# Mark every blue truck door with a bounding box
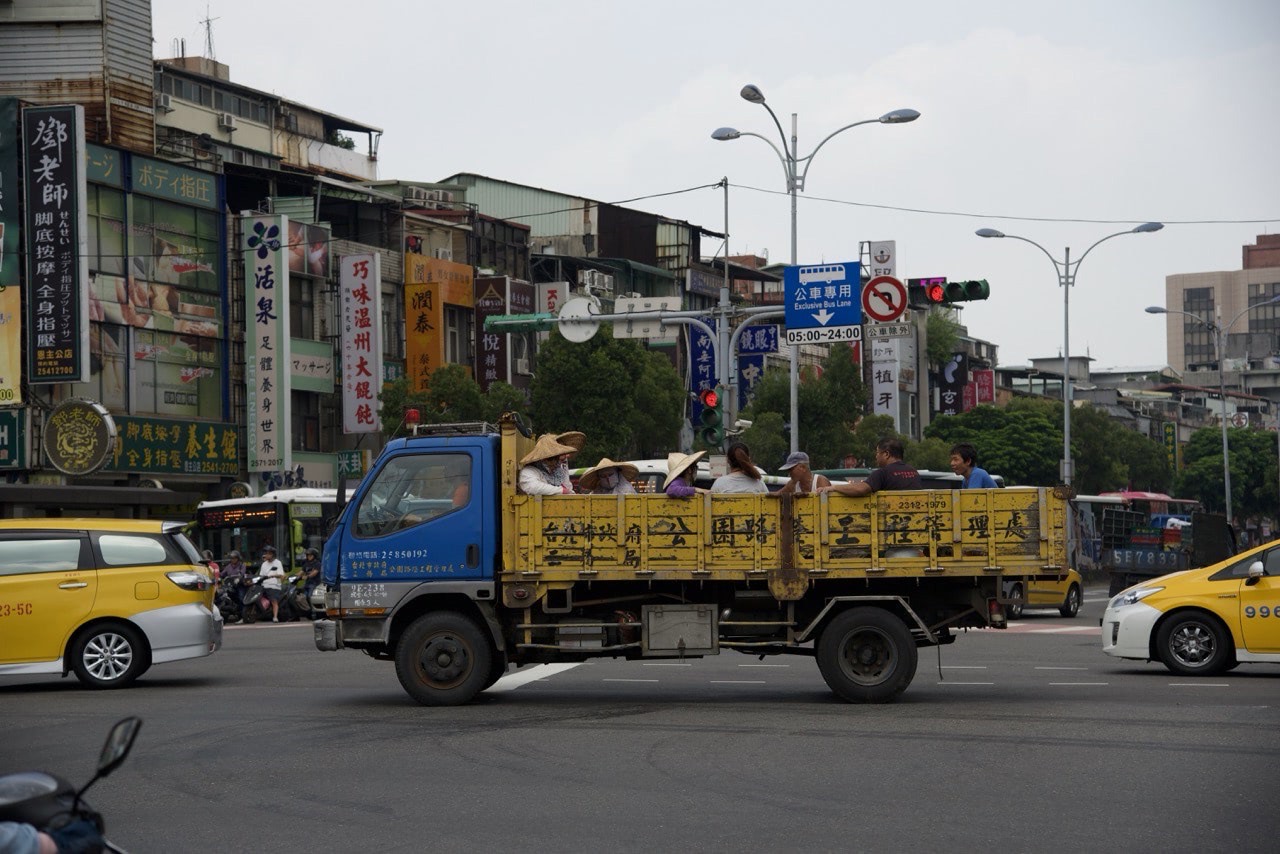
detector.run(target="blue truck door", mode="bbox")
[341,446,488,581]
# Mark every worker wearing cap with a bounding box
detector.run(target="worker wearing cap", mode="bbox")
[776,451,830,495]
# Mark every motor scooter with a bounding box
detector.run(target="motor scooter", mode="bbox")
[241,573,307,623]
[214,575,246,624]
[0,716,140,853]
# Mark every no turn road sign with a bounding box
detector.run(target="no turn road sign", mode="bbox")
[862,275,907,323]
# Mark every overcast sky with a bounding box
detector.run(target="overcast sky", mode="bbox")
[152,0,1280,369]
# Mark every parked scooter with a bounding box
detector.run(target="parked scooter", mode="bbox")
[241,573,308,623]
[214,575,246,624]
[0,716,140,853]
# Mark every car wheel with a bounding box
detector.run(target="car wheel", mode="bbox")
[1059,584,1082,618]
[395,611,493,706]
[1155,612,1234,676]
[71,623,148,689]
[816,607,918,703]
[1007,583,1024,620]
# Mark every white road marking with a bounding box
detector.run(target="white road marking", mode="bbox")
[738,663,790,668]
[485,662,581,692]
[1169,682,1230,688]
[710,680,766,685]
[602,678,659,683]
[941,665,988,669]
[642,662,691,666]
[1035,666,1089,670]
[939,682,995,686]
[1026,626,1100,634]
[1048,682,1109,686]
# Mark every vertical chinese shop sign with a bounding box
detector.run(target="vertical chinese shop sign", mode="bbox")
[242,215,291,473]
[404,251,443,393]
[22,104,89,384]
[0,98,22,402]
[340,253,381,433]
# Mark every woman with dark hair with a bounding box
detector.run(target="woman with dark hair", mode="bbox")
[710,443,768,494]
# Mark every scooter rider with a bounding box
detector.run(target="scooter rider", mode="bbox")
[259,545,286,623]
[221,550,248,584]
[301,547,322,608]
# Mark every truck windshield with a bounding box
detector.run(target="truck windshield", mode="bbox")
[355,452,469,537]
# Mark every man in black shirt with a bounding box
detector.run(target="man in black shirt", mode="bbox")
[819,437,922,496]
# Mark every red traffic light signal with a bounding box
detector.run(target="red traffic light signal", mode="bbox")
[907,277,947,307]
[699,388,719,408]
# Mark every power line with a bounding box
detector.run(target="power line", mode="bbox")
[729,182,1280,226]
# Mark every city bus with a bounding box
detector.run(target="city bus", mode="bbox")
[192,488,351,572]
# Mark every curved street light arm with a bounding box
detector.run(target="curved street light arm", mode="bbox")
[1156,306,1216,333]
[731,131,793,186]
[755,99,793,166]
[1069,229,1143,281]
[795,117,881,191]
[996,233,1067,286]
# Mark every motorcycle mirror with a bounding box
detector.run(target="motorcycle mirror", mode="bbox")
[75,717,142,809]
[97,717,142,779]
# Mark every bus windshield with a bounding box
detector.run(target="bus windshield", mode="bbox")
[193,488,348,572]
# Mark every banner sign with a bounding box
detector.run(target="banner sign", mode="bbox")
[340,253,381,433]
[242,215,291,473]
[871,337,899,428]
[23,104,89,384]
[473,277,509,391]
[938,352,969,417]
[0,98,21,403]
[130,153,218,210]
[0,407,29,469]
[106,416,239,476]
[290,337,334,393]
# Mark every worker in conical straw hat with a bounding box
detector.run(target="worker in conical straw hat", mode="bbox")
[519,434,580,495]
[578,458,639,495]
[663,450,706,497]
[552,431,586,489]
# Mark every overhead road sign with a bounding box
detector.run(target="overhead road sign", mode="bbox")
[784,262,862,345]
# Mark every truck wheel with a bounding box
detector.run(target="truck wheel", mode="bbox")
[395,612,493,706]
[1155,612,1233,676]
[816,607,918,703]
[482,653,509,691]
[1007,583,1024,620]
[71,623,148,689]
[1059,584,1082,618]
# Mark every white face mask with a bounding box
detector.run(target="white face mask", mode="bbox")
[599,470,617,488]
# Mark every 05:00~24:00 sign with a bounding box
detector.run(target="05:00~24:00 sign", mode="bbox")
[784,326,862,345]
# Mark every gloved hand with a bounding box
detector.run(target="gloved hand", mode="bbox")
[47,819,104,854]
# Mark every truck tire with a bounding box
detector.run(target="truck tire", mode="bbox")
[816,607,918,703]
[1059,584,1082,618]
[482,654,509,691]
[1154,611,1234,677]
[395,611,493,706]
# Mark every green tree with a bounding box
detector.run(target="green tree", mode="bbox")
[742,346,867,468]
[847,414,901,467]
[1177,426,1278,522]
[925,310,961,368]
[377,375,431,437]
[480,381,530,425]
[741,411,788,470]
[925,400,1060,485]
[421,363,483,422]
[530,327,684,464]
[905,436,951,472]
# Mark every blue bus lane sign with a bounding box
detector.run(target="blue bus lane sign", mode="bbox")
[784,262,862,345]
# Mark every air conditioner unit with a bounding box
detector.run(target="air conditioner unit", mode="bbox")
[217,112,237,131]
[433,247,452,261]
[404,186,430,202]
[597,274,614,293]
[580,270,598,288]
[514,357,531,375]
[154,92,173,112]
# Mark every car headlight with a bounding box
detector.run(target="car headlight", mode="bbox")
[1111,586,1163,609]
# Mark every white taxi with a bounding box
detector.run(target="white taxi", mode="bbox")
[1101,542,1280,675]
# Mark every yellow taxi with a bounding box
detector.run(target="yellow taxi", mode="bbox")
[1101,541,1280,675]
[0,518,222,688]
[1003,568,1084,619]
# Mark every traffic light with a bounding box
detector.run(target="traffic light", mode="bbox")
[907,277,947,308]
[943,279,990,303]
[698,386,725,447]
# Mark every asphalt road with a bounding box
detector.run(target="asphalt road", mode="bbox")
[2,588,1277,853]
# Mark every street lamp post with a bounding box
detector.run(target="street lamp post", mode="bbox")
[975,223,1164,485]
[714,84,919,453]
[1145,294,1280,525]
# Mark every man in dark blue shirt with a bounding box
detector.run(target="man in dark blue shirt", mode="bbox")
[950,442,998,489]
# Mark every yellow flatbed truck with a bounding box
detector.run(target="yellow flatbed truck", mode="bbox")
[315,417,1069,704]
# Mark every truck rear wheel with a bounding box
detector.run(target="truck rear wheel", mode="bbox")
[817,607,918,703]
[395,612,493,706]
